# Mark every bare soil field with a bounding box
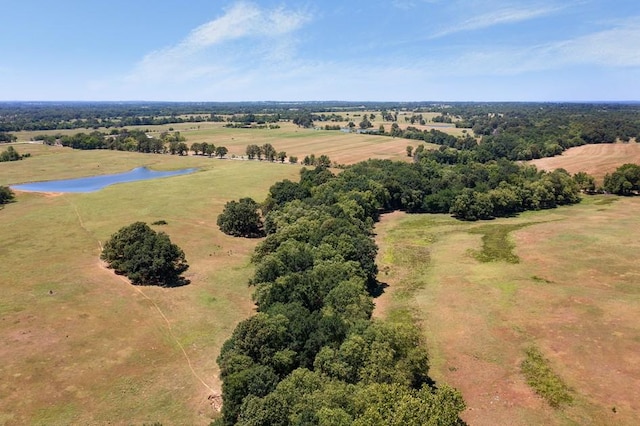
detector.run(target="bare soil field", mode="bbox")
[375,196,640,425]
[529,142,640,183]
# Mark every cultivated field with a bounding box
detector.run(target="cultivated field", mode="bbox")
[374,196,640,425]
[0,146,301,424]
[529,142,640,183]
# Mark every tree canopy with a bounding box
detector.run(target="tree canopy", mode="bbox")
[0,186,15,205]
[100,222,189,286]
[217,198,265,238]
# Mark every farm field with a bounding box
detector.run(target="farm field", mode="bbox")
[0,146,301,424]
[374,195,640,425]
[12,114,459,166]
[529,142,640,183]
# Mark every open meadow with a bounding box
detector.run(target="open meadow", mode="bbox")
[2,127,640,425]
[374,195,640,425]
[0,145,301,424]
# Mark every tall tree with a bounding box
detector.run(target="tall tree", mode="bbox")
[100,222,189,286]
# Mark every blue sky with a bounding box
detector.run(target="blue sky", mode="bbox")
[1,0,639,101]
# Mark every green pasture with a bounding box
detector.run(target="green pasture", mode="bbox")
[375,196,640,425]
[0,146,301,424]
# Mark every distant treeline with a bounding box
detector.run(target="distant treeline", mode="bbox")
[381,105,640,162]
[35,130,188,154]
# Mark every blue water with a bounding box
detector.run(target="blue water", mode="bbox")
[11,167,197,193]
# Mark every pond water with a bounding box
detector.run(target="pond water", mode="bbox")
[11,167,197,193]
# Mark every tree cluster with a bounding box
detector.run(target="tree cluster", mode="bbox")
[215,165,466,425]
[100,222,189,287]
[245,144,287,162]
[604,163,640,195]
[0,132,17,143]
[0,146,30,162]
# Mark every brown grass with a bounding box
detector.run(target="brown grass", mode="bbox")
[529,142,640,184]
[375,196,640,425]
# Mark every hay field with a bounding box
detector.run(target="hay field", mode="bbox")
[12,113,460,166]
[0,146,301,424]
[374,196,640,425]
[529,142,640,183]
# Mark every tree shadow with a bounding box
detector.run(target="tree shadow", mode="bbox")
[369,281,389,298]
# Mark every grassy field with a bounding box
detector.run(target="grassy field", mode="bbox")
[0,146,301,424]
[529,142,640,184]
[374,195,640,425]
[11,114,461,166]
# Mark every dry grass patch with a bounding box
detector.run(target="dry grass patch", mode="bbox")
[374,196,640,425]
[529,142,640,184]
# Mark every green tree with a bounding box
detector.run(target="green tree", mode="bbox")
[190,142,202,155]
[0,186,15,205]
[573,171,596,193]
[406,146,413,157]
[0,132,18,143]
[205,142,216,157]
[604,163,640,195]
[100,222,189,286]
[0,146,23,162]
[262,144,277,162]
[215,146,229,158]
[217,198,265,237]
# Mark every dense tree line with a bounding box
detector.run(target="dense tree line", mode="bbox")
[216,164,466,425]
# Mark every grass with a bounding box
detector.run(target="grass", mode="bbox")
[374,196,640,425]
[0,146,301,424]
[521,346,573,408]
[467,223,535,263]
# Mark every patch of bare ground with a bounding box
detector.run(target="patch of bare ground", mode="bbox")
[529,142,640,183]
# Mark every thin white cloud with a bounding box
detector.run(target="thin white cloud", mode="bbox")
[393,0,440,10]
[442,18,640,75]
[125,1,310,84]
[430,5,564,38]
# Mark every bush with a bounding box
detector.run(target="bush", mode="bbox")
[101,222,189,286]
[0,186,15,205]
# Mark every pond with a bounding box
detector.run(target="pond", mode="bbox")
[11,167,197,193]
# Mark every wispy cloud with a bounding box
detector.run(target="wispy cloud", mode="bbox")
[441,18,640,75]
[430,4,564,38]
[392,0,440,10]
[125,1,310,84]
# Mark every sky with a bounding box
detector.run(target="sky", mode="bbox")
[1,0,639,102]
